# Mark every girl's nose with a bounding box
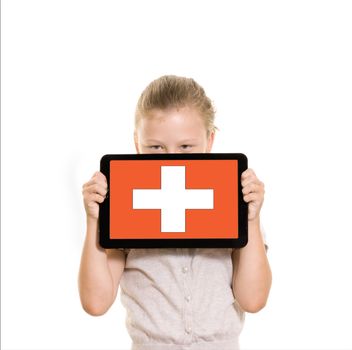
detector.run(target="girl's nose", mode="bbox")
[167,150,184,154]
[165,149,177,154]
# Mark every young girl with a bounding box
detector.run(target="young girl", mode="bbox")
[79,75,272,350]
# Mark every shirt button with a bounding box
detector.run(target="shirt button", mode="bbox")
[185,326,192,333]
[185,295,191,302]
[182,266,189,273]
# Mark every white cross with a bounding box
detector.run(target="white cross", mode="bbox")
[132,166,214,232]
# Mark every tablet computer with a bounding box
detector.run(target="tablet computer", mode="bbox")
[99,153,248,249]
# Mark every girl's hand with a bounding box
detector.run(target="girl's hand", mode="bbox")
[82,171,108,221]
[241,168,265,223]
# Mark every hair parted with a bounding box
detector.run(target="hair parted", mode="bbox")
[134,75,218,136]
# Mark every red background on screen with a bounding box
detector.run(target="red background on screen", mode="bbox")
[109,159,238,239]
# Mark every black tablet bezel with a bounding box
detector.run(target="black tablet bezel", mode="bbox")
[99,153,248,249]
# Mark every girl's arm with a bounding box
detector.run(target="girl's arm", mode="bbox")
[231,169,272,313]
[78,171,125,316]
[78,218,125,316]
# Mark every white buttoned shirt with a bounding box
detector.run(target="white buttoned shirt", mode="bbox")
[118,226,267,350]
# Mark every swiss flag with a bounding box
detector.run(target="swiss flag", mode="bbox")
[109,159,238,239]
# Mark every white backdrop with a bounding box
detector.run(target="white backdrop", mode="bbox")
[2,1,352,349]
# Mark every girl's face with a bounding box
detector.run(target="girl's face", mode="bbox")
[134,106,215,154]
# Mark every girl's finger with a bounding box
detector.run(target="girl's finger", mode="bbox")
[85,193,105,206]
[94,171,107,181]
[242,182,262,195]
[243,192,260,203]
[90,193,105,203]
[241,177,262,188]
[83,178,108,190]
[241,168,256,180]
[83,183,108,197]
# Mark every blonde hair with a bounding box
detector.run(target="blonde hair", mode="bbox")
[134,75,218,137]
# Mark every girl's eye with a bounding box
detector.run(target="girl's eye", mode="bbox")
[181,145,192,150]
[149,145,162,150]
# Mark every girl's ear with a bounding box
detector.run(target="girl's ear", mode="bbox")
[134,132,140,154]
[206,130,215,152]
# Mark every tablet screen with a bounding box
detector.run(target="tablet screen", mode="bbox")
[99,153,248,249]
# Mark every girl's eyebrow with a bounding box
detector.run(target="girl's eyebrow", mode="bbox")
[145,139,198,143]
[179,139,198,143]
[145,139,197,143]
[144,139,164,143]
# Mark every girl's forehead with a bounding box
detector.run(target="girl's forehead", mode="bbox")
[141,107,204,127]
[146,106,201,118]
[137,110,207,140]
